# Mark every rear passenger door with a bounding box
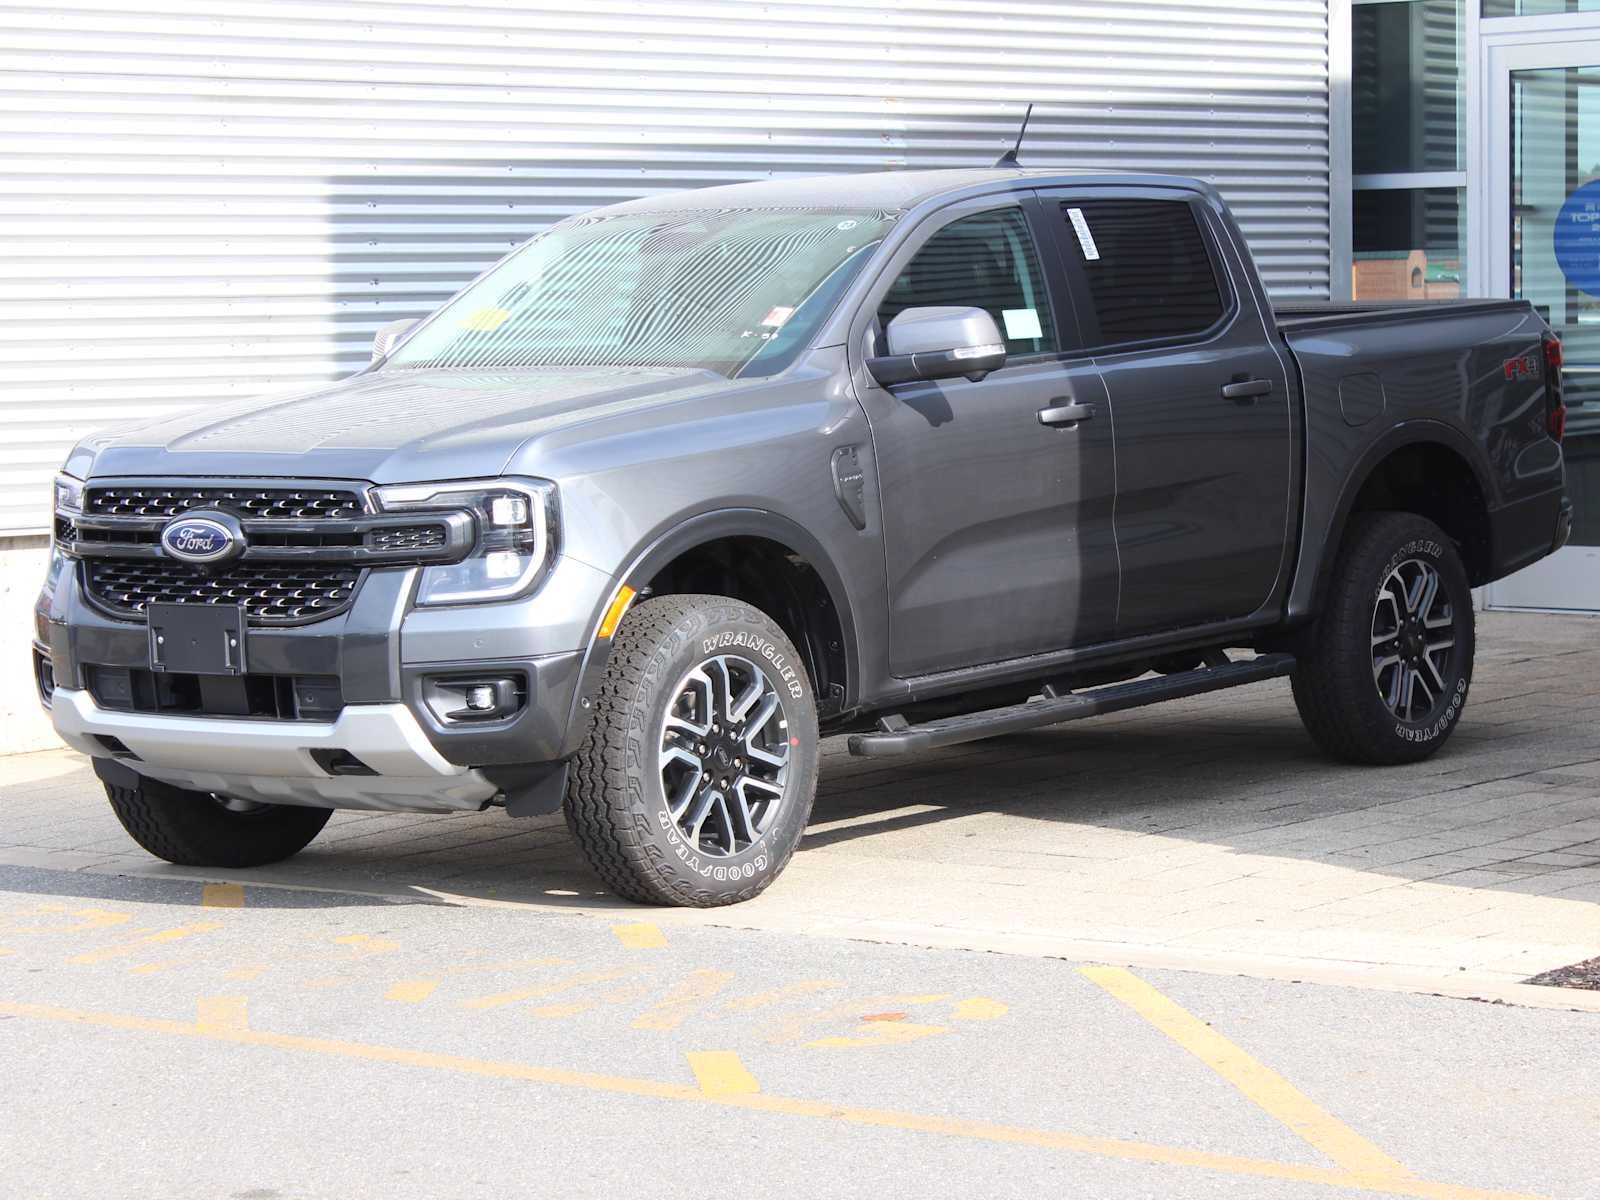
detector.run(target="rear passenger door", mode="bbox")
[1040,189,1294,636]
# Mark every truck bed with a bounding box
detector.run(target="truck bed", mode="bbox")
[1274,298,1534,333]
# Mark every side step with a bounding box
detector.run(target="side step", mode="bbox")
[847,653,1296,758]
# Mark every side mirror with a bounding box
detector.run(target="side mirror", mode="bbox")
[371,317,419,364]
[867,306,1007,387]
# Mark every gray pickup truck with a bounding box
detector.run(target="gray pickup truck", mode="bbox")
[35,168,1571,906]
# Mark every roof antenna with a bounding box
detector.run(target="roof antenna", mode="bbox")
[994,103,1034,168]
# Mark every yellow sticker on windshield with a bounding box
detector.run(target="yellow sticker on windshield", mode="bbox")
[461,307,511,331]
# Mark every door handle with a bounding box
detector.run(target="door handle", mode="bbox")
[1038,401,1098,427]
[1221,379,1273,402]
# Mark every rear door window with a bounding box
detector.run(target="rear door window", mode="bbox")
[877,208,1057,357]
[1061,200,1226,347]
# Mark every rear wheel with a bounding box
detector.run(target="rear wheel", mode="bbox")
[1292,512,1475,764]
[105,775,332,867]
[565,594,819,907]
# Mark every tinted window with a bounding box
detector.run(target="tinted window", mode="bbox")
[1065,201,1225,346]
[878,208,1057,356]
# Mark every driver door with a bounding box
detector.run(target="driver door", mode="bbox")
[848,197,1118,678]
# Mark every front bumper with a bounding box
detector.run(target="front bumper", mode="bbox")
[51,687,496,813]
[37,552,613,813]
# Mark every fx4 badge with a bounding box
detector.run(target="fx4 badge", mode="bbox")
[1503,352,1539,381]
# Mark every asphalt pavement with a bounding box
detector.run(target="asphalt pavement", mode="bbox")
[2,861,1595,1200]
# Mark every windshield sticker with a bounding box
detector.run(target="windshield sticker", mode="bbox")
[760,305,795,328]
[1067,208,1100,262]
[461,307,511,331]
[1002,308,1042,340]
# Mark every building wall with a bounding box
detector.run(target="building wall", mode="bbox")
[2,0,1338,538]
[0,0,1339,753]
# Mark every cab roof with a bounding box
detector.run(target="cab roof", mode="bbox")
[601,168,1213,217]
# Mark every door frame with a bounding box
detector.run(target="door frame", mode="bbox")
[1474,18,1600,612]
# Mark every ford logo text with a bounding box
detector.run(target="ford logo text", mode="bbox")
[160,515,242,564]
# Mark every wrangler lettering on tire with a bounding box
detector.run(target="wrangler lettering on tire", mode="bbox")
[564,594,820,907]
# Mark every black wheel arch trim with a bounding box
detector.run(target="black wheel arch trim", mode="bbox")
[1287,420,1498,624]
[560,508,862,755]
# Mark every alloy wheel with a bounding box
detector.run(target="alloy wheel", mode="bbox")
[1371,558,1456,722]
[658,654,791,857]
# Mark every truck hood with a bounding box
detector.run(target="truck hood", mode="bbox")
[71,366,733,483]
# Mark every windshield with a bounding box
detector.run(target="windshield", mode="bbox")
[388,207,897,378]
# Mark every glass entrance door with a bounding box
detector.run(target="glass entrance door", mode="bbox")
[1485,39,1600,610]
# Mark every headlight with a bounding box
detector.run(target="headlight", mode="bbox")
[53,473,84,518]
[374,478,557,605]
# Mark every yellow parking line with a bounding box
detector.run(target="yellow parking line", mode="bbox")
[201,883,245,909]
[460,968,632,1010]
[68,922,223,965]
[632,969,733,1031]
[611,922,667,949]
[1081,965,1413,1182]
[686,1051,760,1096]
[195,996,249,1032]
[0,999,1541,1200]
[386,979,440,1004]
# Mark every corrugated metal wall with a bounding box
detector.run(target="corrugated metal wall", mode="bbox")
[0,0,1334,534]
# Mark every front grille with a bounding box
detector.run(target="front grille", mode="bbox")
[85,486,364,521]
[85,560,361,625]
[369,524,447,553]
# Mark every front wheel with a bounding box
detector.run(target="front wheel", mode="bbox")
[565,594,819,907]
[1292,511,1475,764]
[105,775,332,867]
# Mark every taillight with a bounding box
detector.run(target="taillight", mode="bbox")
[1544,335,1566,442]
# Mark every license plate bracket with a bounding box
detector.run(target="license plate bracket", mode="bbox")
[147,603,246,676]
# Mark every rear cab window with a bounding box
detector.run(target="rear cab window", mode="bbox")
[1057,199,1229,349]
[877,207,1058,358]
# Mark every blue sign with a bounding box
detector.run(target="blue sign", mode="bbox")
[161,516,239,564]
[1553,180,1600,298]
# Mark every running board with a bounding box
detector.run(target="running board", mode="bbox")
[847,653,1296,758]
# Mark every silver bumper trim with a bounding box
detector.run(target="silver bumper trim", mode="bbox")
[50,688,497,814]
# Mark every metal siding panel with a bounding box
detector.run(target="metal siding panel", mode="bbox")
[0,0,1331,533]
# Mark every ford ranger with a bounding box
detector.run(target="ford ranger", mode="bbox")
[34,169,1571,906]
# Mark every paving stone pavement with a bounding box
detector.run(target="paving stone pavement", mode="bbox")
[3,611,1598,1002]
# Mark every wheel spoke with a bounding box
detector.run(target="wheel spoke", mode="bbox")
[659,649,793,859]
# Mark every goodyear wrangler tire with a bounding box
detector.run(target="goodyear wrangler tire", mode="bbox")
[1292,512,1475,765]
[104,776,332,868]
[565,594,820,907]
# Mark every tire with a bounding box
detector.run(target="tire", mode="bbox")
[105,776,332,868]
[565,593,820,907]
[1292,511,1475,765]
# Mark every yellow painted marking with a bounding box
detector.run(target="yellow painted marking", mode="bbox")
[686,1051,760,1096]
[808,1021,949,1049]
[632,969,734,1032]
[0,947,14,957]
[69,922,222,965]
[952,997,1008,1021]
[201,883,245,909]
[332,934,399,956]
[225,964,267,982]
[0,999,1539,1200]
[460,968,632,1011]
[763,993,951,1044]
[128,961,182,976]
[610,922,666,950]
[444,956,572,977]
[1082,966,1413,1182]
[530,1002,591,1020]
[717,980,843,1015]
[5,906,131,936]
[386,979,440,1004]
[195,996,249,1032]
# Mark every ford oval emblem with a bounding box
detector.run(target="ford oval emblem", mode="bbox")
[160,514,241,564]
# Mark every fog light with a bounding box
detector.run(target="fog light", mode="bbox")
[422,675,524,724]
